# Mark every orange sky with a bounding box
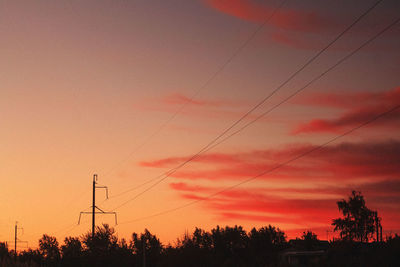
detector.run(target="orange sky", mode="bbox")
[1,0,399,250]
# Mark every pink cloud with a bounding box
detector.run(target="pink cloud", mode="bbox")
[294,87,400,109]
[143,140,400,182]
[204,0,341,50]
[143,138,400,230]
[170,179,400,201]
[204,0,399,50]
[169,182,211,193]
[171,180,400,234]
[292,87,400,134]
[140,152,242,168]
[135,92,253,122]
[205,0,338,33]
[218,212,302,225]
[162,93,223,107]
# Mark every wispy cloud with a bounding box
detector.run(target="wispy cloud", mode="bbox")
[204,0,399,50]
[142,140,400,181]
[169,178,400,234]
[205,0,338,33]
[292,87,400,134]
[204,0,340,50]
[162,93,224,107]
[136,92,251,122]
[141,138,400,232]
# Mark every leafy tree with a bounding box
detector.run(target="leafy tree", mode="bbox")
[0,242,11,266]
[211,225,249,266]
[61,237,82,266]
[81,224,122,266]
[332,191,376,242]
[18,249,42,267]
[192,227,212,250]
[248,225,287,265]
[171,228,213,267]
[131,229,162,267]
[38,234,60,266]
[301,231,319,249]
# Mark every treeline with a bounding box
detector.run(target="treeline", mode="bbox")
[0,224,399,267]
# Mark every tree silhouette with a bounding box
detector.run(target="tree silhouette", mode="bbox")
[332,191,376,242]
[210,225,249,266]
[6,221,399,266]
[0,242,11,266]
[172,228,213,267]
[38,234,60,266]
[81,224,123,267]
[248,225,287,266]
[61,237,82,267]
[301,231,320,250]
[19,249,42,267]
[131,229,162,267]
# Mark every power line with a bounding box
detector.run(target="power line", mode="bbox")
[50,0,277,233]
[100,0,289,179]
[90,0,286,208]
[101,0,288,201]
[108,0,386,209]
[118,103,400,224]
[198,15,400,156]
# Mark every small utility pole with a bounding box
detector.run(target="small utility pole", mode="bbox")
[78,174,117,239]
[92,174,96,240]
[374,211,382,242]
[10,222,27,261]
[14,223,17,261]
[142,239,146,267]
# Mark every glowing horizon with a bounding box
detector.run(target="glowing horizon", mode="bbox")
[1,0,399,250]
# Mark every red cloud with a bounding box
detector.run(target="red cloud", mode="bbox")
[142,137,400,233]
[140,152,242,168]
[143,140,400,182]
[136,92,252,122]
[170,179,400,201]
[218,212,302,225]
[169,182,210,193]
[163,93,223,107]
[292,87,400,134]
[204,0,341,50]
[294,87,400,109]
[170,180,400,234]
[205,0,338,33]
[204,0,400,50]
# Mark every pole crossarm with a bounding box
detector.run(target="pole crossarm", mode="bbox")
[95,185,109,199]
[77,174,118,232]
[7,240,28,246]
[78,210,118,225]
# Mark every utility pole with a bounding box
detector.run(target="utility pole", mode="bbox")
[374,211,382,242]
[78,174,117,239]
[142,238,146,267]
[92,174,96,239]
[14,223,17,259]
[326,230,332,242]
[9,222,27,261]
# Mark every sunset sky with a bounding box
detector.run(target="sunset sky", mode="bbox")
[1,0,399,249]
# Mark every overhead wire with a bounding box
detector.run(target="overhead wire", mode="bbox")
[44,0,264,235]
[107,0,386,210]
[97,0,288,204]
[195,14,400,157]
[100,0,289,179]
[118,103,400,224]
